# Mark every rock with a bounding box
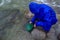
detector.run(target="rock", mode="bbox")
[31,29,46,40]
[46,28,57,40]
[55,24,60,35]
[54,19,60,40]
[6,30,34,40]
[0,9,20,40]
[57,34,60,40]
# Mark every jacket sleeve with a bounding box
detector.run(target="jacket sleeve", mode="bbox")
[30,16,36,24]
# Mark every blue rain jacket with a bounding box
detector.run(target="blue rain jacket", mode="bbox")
[29,2,57,32]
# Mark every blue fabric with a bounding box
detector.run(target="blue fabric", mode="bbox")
[29,2,57,32]
[36,21,51,32]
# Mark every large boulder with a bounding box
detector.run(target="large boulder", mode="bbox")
[31,29,46,40]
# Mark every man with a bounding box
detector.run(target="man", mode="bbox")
[29,2,57,33]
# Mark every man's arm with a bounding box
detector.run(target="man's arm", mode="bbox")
[29,16,36,24]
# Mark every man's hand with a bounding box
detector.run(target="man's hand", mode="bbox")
[29,21,32,24]
[34,24,36,28]
[29,21,37,28]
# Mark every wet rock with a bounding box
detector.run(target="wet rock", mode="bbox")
[31,29,46,40]
[52,23,60,38]
[55,24,60,36]
[54,17,60,40]
[0,9,19,39]
[46,28,57,40]
[6,30,34,40]
[57,34,60,40]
